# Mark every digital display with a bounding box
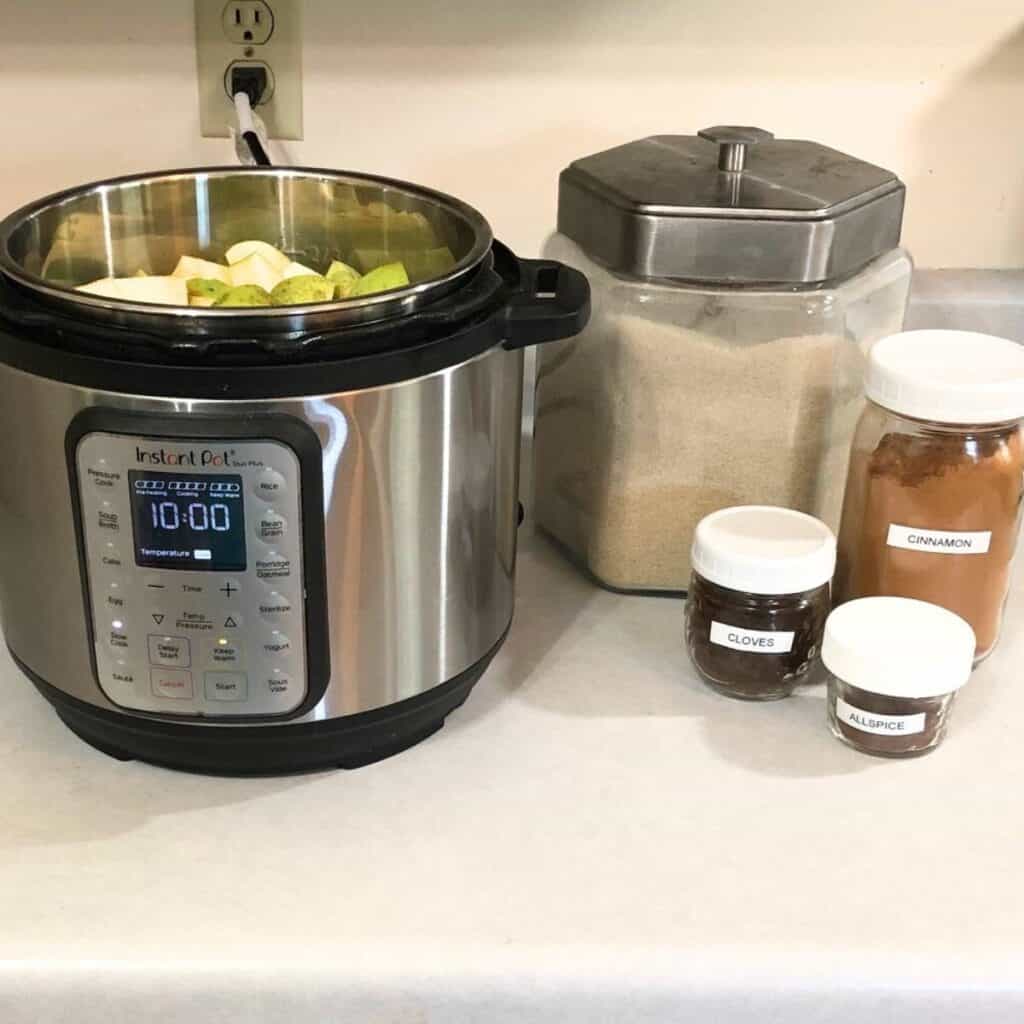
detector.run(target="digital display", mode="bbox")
[129,471,246,572]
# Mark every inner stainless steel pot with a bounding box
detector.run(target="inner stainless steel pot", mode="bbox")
[0,167,493,332]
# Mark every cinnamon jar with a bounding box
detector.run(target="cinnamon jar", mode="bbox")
[822,597,975,757]
[685,506,836,700]
[835,330,1024,662]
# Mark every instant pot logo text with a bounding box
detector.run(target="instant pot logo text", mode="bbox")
[135,446,234,467]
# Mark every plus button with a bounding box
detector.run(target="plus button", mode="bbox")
[220,581,239,598]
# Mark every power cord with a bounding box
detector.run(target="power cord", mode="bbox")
[230,65,272,167]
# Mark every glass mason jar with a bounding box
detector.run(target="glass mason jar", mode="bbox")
[835,331,1024,662]
[684,506,836,700]
[822,597,975,757]
[535,235,912,593]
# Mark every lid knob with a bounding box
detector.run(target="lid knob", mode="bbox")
[698,125,774,173]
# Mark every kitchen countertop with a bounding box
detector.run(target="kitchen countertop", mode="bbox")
[2,528,1023,1023]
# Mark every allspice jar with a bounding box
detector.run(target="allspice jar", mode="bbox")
[822,597,975,757]
[685,506,836,700]
[835,330,1024,662]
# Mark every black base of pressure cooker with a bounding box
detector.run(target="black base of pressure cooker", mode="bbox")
[12,630,505,775]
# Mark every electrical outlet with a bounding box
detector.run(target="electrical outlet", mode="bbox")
[223,1,273,45]
[195,0,302,141]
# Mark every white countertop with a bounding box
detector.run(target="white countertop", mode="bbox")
[2,529,1024,1023]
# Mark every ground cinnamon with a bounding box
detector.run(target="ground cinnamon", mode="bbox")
[836,419,1024,659]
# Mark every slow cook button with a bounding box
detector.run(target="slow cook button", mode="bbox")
[259,591,293,621]
[255,509,287,542]
[205,671,248,702]
[107,621,131,650]
[262,630,292,658]
[147,633,191,668]
[151,668,193,700]
[255,552,291,582]
[252,468,287,503]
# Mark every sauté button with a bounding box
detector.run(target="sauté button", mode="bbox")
[151,668,193,699]
[205,671,248,702]
[253,467,287,502]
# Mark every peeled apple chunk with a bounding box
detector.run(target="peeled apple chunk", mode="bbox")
[76,275,187,305]
[214,284,272,307]
[224,240,290,273]
[270,275,334,305]
[352,262,410,297]
[280,260,321,280]
[186,278,230,307]
[77,277,122,298]
[325,260,361,297]
[228,252,282,292]
[172,255,231,284]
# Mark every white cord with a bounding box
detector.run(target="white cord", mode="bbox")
[233,91,259,137]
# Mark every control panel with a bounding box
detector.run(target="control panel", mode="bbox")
[74,430,310,718]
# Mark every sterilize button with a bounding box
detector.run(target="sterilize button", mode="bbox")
[259,591,293,621]
[151,668,193,699]
[253,467,287,502]
[263,630,292,658]
[256,509,287,542]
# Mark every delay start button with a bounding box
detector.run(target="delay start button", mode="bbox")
[252,467,287,502]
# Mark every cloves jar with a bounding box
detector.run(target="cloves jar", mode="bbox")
[822,597,975,757]
[685,506,836,700]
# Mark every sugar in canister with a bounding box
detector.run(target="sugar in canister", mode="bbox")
[685,506,836,700]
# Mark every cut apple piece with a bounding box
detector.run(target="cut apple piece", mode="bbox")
[280,260,321,281]
[325,260,361,298]
[229,252,282,292]
[224,240,290,273]
[270,275,334,305]
[352,262,410,297]
[186,278,231,306]
[114,275,189,305]
[215,284,272,307]
[172,255,231,284]
[76,277,123,299]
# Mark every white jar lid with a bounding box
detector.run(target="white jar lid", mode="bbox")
[822,597,975,699]
[866,329,1024,424]
[691,505,836,595]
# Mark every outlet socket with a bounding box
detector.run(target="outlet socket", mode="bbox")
[195,0,302,140]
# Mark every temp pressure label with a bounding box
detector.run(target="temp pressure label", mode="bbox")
[835,697,926,736]
[886,524,991,555]
[709,621,794,654]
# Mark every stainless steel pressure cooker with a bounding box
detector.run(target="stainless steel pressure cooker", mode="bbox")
[0,167,589,774]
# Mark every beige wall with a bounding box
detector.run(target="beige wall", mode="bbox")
[1,0,1022,268]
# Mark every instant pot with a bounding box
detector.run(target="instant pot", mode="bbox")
[0,167,589,774]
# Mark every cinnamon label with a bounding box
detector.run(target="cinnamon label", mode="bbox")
[886,524,992,555]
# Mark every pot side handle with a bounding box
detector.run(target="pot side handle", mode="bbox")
[502,258,590,350]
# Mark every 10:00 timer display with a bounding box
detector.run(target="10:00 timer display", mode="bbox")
[128,471,247,572]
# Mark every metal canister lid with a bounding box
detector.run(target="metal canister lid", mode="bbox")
[557,126,905,285]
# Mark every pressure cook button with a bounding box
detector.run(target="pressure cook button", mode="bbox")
[205,671,248,702]
[87,462,121,489]
[258,591,293,621]
[253,468,287,502]
[151,668,193,700]
[262,630,292,658]
[255,509,287,542]
[147,633,191,668]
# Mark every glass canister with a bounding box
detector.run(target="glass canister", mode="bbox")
[534,126,912,593]
[835,330,1024,662]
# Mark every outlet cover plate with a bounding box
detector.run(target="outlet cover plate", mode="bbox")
[195,0,302,140]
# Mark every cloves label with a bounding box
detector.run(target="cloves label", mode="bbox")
[709,621,795,654]
[887,524,992,555]
[835,696,926,736]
